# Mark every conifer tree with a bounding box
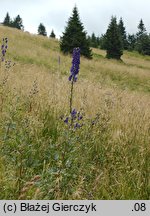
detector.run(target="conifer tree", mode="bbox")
[88,33,100,48]
[138,34,150,55]
[105,16,123,60]
[60,6,92,59]
[136,19,150,55]
[38,23,47,36]
[99,34,107,50]
[127,34,136,51]
[91,33,99,48]
[3,12,11,27]
[118,17,128,49]
[12,15,24,30]
[50,29,56,38]
[137,19,146,38]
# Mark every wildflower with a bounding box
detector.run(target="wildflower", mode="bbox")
[78,115,83,120]
[69,47,80,82]
[64,117,69,124]
[71,109,77,119]
[2,49,6,56]
[1,37,8,61]
[63,108,83,130]
[5,38,8,43]
[74,123,81,129]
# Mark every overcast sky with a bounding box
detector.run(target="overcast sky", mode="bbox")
[0,0,150,38]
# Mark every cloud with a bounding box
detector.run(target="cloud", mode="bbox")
[0,0,150,37]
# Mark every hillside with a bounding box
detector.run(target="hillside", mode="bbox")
[1,27,150,94]
[0,26,150,199]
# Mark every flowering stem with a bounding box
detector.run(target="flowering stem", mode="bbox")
[68,47,80,121]
[69,79,74,114]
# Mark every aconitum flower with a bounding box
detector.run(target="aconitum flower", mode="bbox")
[63,108,83,129]
[1,38,8,61]
[64,117,69,124]
[71,109,77,119]
[69,47,80,82]
[74,123,81,129]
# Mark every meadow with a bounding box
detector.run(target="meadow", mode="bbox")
[0,26,150,199]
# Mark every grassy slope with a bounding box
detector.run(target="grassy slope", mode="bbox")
[1,26,150,93]
[0,26,150,199]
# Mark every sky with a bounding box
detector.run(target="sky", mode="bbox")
[0,0,150,38]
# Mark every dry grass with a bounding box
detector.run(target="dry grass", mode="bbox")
[0,26,150,199]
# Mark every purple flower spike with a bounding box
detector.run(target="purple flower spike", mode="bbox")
[69,47,80,82]
[1,38,8,61]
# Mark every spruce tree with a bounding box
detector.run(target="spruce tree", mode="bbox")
[50,29,56,38]
[60,6,92,59]
[99,34,107,50]
[88,33,100,48]
[3,12,11,27]
[91,33,99,48]
[38,23,47,36]
[137,19,146,38]
[118,17,128,49]
[138,34,150,55]
[127,34,136,51]
[105,16,123,60]
[12,15,24,30]
[135,19,150,55]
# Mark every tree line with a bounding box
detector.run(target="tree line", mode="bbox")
[2,12,56,38]
[3,12,24,30]
[60,7,150,59]
[2,8,150,60]
[88,17,150,57]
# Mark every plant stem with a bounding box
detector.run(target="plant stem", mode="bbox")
[69,79,74,114]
